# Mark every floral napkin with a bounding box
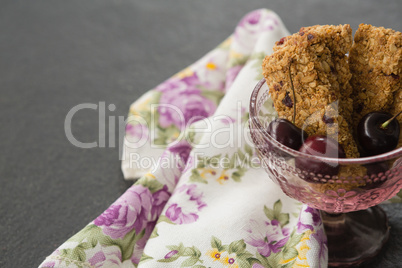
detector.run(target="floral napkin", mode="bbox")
[40,9,329,268]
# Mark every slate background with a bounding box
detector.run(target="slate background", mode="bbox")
[0,0,401,267]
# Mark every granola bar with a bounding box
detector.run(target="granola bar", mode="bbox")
[349,24,402,125]
[262,24,359,158]
[300,25,355,124]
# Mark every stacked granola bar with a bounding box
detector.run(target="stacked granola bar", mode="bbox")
[350,24,402,126]
[262,24,359,158]
[262,23,402,185]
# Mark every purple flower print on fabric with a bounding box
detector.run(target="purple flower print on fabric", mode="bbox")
[88,251,108,267]
[131,219,158,264]
[157,140,193,190]
[88,245,135,268]
[165,204,198,224]
[164,250,179,259]
[296,214,313,233]
[165,184,206,224]
[297,220,314,233]
[237,9,262,27]
[93,185,170,263]
[256,12,281,32]
[94,185,153,239]
[167,140,193,168]
[311,228,328,268]
[220,116,236,125]
[304,206,321,226]
[130,186,170,264]
[297,206,322,233]
[125,124,149,140]
[156,73,198,93]
[234,9,281,51]
[40,260,56,268]
[150,185,171,219]
[234,9,264,42]
[225,65,243,90]
[156,73,216,130]
[245,219,290,257]
[182,154,196,174]
[237,9,280,32]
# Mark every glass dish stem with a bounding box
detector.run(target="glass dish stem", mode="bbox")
[321,206,390,267]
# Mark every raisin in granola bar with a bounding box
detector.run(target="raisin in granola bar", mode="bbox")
[262,24,359,158]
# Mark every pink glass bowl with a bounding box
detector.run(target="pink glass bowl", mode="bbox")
[249,79,402,213]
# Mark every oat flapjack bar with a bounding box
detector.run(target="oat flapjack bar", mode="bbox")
[262,24,359,158]
[350,24,402,125]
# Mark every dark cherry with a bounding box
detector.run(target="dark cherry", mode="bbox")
[296,135,346,181]
[357,112,400,156]
[267,118,307,151]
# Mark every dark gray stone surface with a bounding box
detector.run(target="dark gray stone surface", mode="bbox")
[0,0,401,267]
[361,203,402,268]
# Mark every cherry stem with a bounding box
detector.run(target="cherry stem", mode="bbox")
[288,62,296,124]
[381,110,402,129]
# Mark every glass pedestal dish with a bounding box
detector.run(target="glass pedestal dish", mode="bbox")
[249,79,402,267]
